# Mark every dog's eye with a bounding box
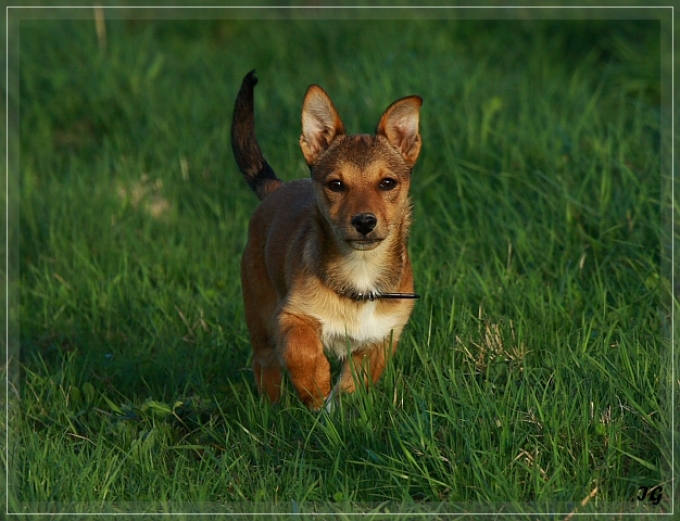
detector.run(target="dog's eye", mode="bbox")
[327,180,345,192]
[379,178,398,191]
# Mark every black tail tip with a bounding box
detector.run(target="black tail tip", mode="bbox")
[243,69,258,88]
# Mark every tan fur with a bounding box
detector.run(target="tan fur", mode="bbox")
[235,75,422,409]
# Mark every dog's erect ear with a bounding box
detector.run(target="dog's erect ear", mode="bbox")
[300,85,346,165]
[376,96,422,167]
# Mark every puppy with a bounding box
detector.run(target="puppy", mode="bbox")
[231,70,422,409]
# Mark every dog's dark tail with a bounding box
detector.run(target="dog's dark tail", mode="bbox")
[231,70,283,201]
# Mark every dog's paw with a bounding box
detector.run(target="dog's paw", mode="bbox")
[324,388,338,414]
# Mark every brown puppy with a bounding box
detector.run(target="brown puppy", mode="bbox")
[231,71,422,410]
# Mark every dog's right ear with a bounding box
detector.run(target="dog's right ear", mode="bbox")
[300,85,345,165]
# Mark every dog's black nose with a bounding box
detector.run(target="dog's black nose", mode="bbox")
[351,213,377,235]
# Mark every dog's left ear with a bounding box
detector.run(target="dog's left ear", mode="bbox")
[376,96,422,167]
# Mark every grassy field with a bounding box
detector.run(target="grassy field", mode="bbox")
[5,11,673,519]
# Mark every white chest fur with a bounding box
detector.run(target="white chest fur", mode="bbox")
[336,251,384,293]
[294,242,406,358]
[316,301,402,359]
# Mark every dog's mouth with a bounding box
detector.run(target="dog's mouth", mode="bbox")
[346,238,383,251]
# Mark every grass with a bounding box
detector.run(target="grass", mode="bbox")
[6,12,672,519]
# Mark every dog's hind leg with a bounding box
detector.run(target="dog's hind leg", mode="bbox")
[251,339,283,403]
[241,273,283,402]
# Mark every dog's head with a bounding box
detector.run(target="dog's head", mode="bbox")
[299,85,422,252]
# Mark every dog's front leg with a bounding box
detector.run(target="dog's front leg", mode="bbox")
[278,312,331,409]
[333,340,398,398]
